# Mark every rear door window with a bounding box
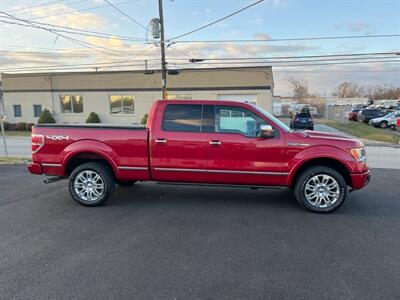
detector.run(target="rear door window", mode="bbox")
[162,104,203,132]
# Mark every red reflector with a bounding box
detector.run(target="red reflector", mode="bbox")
[32,134,44,153]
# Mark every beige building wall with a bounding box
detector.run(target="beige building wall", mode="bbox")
[2,67,273,124]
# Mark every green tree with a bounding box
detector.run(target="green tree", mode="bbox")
[86,112,101,123]
[38,109,56,124]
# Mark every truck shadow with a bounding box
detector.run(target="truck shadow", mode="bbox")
[110,182,301,211]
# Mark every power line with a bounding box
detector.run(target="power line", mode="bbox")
[4,57,399,73]
[169,0,265,41]
[177,51,400,61]
[26,0,137,22]
[0,15,149,42]
[173,59,400,68]
[8,0,66,13]
[0,11,123,56]
[14,0,90,16]
[1,45,158,72]
[172,33,400,44]
[103,0,147,30]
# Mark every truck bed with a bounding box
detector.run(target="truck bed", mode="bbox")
[31,124,150,181]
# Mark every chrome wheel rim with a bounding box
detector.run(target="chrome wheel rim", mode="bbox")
[304,174,340,208]
[74,170,105,202]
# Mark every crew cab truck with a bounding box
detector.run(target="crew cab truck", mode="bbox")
[28,100,370,213]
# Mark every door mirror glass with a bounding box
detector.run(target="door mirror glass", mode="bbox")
[260,124,275,138]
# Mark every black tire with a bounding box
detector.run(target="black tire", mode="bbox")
[294,166,348,213]
[379,121,388,129]
[69,162,115,206]
[117,180,137,187]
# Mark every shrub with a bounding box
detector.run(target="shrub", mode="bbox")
[141,113,148,125]
[25,123,35,131]
[16,122,27,131]
[38,109,56,124]
[8,123,17,131]
[2,122,10,131]
[86,112,101,123]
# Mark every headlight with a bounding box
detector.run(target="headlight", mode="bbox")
[350,147,367,162]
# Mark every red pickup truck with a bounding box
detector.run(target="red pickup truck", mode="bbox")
[28,100,370,213]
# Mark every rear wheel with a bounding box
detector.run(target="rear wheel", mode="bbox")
[69,162,115,206]
[294,166,347,213]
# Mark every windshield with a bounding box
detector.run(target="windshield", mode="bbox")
[250,104,290,133]
[384,112,395,118]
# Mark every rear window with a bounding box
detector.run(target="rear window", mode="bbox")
[296,113,311,118]
[162,104,202,132]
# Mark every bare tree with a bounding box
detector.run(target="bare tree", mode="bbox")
[332,82,364,98]
[287,77,309,103]
[363,84,400,100]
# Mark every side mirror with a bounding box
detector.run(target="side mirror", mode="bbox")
[260,124,275,138]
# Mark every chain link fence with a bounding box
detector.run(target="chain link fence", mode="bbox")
[325,105,349,124]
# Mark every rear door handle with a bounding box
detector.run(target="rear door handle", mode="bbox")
[155,138,167,144]
[209,140,221,145]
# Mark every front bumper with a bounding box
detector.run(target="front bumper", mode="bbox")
[350,170,371,190]
[27,162,42,175]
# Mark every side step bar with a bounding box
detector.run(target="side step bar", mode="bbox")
[156,181,288,190]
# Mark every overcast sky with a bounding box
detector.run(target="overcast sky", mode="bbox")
[0,0,399,96]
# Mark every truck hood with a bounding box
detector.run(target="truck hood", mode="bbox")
[287,130,362,149]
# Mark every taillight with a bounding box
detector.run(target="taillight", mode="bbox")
[32,134,44,153]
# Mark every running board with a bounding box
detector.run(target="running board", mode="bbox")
[156,181,288,190]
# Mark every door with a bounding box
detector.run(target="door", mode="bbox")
[150,103,209,183]
[206,105,285,186]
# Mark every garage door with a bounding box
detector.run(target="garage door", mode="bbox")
[217,94,257,105]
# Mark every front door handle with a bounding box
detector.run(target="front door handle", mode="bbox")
[209,140,221,145]
[155,138,167,144]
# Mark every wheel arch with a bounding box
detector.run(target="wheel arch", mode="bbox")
[61,140,119,178]
[288,157,352,188]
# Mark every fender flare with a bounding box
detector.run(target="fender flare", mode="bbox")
[286,145,354,187]
[60,140,120,177]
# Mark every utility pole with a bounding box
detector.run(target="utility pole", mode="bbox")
[158,0,167,99]
[0,99,8,157]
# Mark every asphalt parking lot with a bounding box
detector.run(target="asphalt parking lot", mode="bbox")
[1,165,400,299]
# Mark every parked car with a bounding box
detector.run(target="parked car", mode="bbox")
[369,111,400,128]
[348,108,361,121]
[290,110,314,130]
[359,109,388,124]
[27,100,370,213]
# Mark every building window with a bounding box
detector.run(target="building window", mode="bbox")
[13,105,22,117]
[110,95,134,114]
[60,95,83,113]
[33,105,42,117]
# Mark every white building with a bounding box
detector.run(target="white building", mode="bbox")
[1,66,274,124]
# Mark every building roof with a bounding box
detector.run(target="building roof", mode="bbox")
[2,66,273,93]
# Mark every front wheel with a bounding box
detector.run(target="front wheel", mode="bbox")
[294,166,348,213]
[69,162,115,206]
[379,121,388,129]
